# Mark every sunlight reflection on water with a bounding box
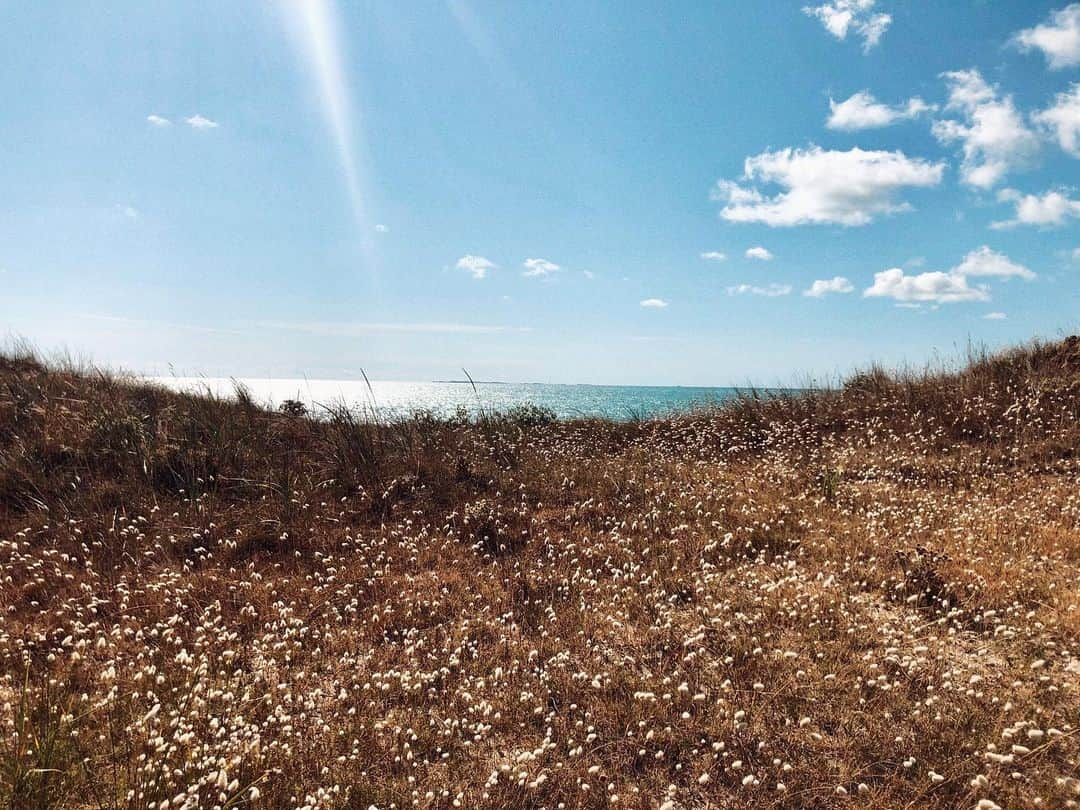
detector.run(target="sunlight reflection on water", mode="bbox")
[147,377,765,421]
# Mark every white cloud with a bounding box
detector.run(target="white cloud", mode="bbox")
[700,251,727,262]
[803,0,891,51]
[983,311,1007,320]
[992,188,1080,229]
[1013,4,1080,70]
[864,268,989,303]
[713,146,944,227]
[726,283,793,297]
[117,205,139,220]
[185,114,219,130]
[952,245,1036,280]
[258,320,530,335]
[146,114,171,127]
[863,246,1034,304]
[522,258,560,277]
[583,270,595,279]
[374,223,389,233]
[932,70,1039,189]
[804,276,854,297]
[827,91,935,131]
[80,314,241,337]
[640,298,669,308]
[1033,83,1080,157]
[456,254,496,279]
[745,246,774,261]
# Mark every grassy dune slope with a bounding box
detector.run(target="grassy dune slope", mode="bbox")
[1,339,1078,808]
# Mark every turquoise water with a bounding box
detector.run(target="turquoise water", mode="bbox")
[149,377,761,420]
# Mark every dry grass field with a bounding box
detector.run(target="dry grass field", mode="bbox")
[1,338,1078,808]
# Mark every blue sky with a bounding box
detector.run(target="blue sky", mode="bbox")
[1,1,1078,385]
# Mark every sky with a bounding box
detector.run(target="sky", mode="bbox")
[1,0,1079,386]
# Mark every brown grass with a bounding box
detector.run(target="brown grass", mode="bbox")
[0,337,1078,808]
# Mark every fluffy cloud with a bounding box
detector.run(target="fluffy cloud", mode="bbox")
[932,70,1039,189]
[952,245,1035,279]
[713,146,943,227]
[864,246,1034,304]
[146,114,171,127]
[827,91,934,131]
[803,0,891,51]
[726,283,792,297]
[745,246,774,261]
[992,188,1080,228]
[640,298,668,308]
[804,276,854,297]
[522,258,560,277]
[864,269,989,303]
[1013,4,1080,70]
[700,251,727,261]
[185,114,219,130]
[456,255,496,279]
[1033,83,1080,157]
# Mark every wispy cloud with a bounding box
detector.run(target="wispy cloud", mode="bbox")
[803,0,891,52]
[726,283,792,297]
[185,114,219,130]
[374,223,389,233]
[700,251,727,262]
[827,91,934,131]
[77,313,241,336]
[1013,3,1080,70]
[456,254,496,279]
[640,298,669,308]
[714,146,943,227]
[523,258,560,277]
[146,114,171,127]
[117,205,139,220]
[745,246,774,261]
[79,314,529,339]
[257,320,531,335]
[983,311,1007,320]
[804,276,854,297]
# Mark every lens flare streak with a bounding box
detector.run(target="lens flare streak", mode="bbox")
[281,0,374,250]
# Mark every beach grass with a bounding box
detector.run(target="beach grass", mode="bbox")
[0,337,1078,808]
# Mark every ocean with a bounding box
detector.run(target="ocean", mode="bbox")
[147,377,761,421]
